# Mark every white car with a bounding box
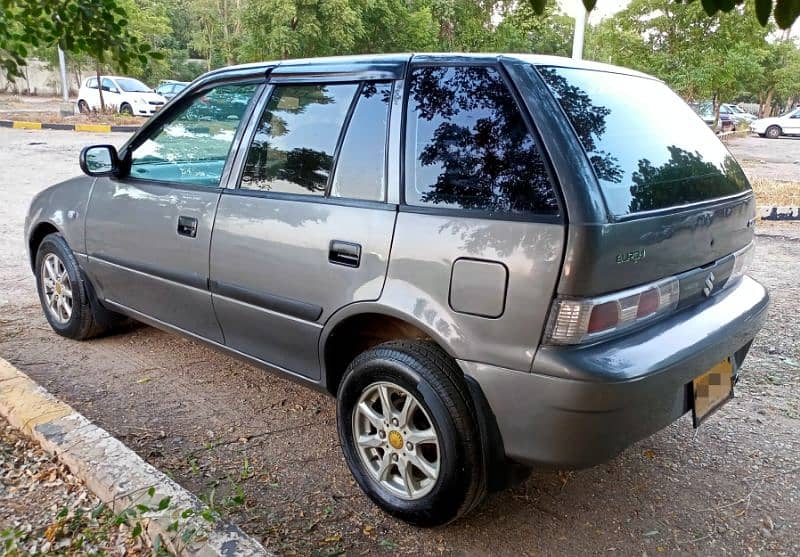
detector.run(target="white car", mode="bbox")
[721,103,757,126]
[77,76,166,116]
[751,107,800,139]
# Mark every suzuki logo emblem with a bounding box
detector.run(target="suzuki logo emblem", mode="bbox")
[703,272,716,297]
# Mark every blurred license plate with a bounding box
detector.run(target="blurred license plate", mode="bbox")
[692,358,734,427]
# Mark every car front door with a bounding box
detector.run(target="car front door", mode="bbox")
[209,76,399,380]
[786,109,800,133]
[83,81,261,342]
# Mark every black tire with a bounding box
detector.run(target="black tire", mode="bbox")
[336,340,486,527]
[766,125,782,139]
[35,233,119,340]
[120,103,133,115]
[77,100,89,113]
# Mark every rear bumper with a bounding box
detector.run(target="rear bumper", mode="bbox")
[461,276,769,469]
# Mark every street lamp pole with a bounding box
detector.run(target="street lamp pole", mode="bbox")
[57,45,69,102]
[572,8,587,60]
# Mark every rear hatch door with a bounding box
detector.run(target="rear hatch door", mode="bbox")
[534,64,755,297]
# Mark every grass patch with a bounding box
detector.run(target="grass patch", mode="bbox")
[750,177,800,206]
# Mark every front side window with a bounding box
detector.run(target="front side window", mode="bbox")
[241,83,358,195]
[129,83,258,187]
[404,65,559,215]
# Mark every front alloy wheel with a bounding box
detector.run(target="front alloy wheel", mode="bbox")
[353,382,440,500]
[41,253,73,324]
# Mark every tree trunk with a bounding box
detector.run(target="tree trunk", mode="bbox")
[712,93,720,130]
[96,65,105,111]
[762,87,774,118]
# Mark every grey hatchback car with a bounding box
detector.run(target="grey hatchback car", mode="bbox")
[26,54,768,526]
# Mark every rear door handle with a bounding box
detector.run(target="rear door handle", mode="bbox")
[177,216,198,238]
[329,240,361,268]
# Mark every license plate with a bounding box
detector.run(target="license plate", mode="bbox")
[692,358,735,427]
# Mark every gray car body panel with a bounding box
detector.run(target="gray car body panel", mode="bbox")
[83,179,224,342]
[25,176,95,262]
[463,275,769,468]
[25,53,769,471]
[210,195,397,379]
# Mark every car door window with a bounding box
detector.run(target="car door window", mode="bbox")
[404,65,559,215]
[330,82,392,201]
[240,83,358,195]
[101,78,118,93]
[87,78,98,89]
[129,83,258,187]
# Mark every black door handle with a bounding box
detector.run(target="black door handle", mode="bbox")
[177,216,198,238]
[329,240,361,268]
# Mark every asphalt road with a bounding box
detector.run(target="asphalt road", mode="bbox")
[1,128,799,556]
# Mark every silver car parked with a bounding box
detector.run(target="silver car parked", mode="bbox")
[26,54,769,526]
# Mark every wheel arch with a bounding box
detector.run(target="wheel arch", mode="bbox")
[28,221,61,271]
[319,303,457,397]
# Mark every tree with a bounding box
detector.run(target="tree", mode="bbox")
[537,0,800,30]
[493,1,574,56]
[1,0,161,102]
[587,0,768,123]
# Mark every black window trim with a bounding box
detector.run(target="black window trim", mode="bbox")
[117,79,266,192]
[230,77,395,206]
[399,60,565,224]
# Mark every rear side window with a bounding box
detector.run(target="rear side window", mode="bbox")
[538,66,749,216]
[87,78,98,89]
[404,65,558,215]
[330,82,392,201]
[241,83,358,195]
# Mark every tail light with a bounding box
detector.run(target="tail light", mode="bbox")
[546,277,680,345]
[728,243,754,285]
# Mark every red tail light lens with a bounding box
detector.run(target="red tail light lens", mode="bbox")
[588,302,619,333]
[636,288,660,317]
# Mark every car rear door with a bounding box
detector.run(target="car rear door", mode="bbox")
[83,80,261,342]
[209,63,402,380]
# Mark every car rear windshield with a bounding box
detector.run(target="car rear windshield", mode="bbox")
[537,66,750,217]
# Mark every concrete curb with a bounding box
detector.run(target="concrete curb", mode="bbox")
[0,359,272,557]
[0,119,138,133]
[758,205,800,221]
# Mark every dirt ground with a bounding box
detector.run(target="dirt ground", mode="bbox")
[0,418,153,555]
[0,128,798,556]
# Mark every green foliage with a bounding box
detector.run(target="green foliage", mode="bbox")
[589,2,768,102]
[0,0,162,78]
[549,0,800,29]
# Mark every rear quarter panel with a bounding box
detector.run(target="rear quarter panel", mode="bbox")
[378,212,564,371]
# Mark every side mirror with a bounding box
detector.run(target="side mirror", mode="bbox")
[79,145,119,177]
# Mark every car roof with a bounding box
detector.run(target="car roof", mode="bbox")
[203,53,657,81]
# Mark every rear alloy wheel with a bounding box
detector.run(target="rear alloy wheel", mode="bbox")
[352,382,441,500]
[77,100,89,113]
[337,341,486,527]
[766,125,782,139]
[120,103,133,116]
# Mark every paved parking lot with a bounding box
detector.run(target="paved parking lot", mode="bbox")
[1,127,798,555]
